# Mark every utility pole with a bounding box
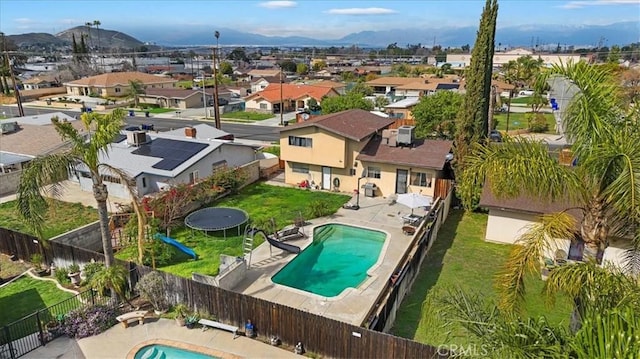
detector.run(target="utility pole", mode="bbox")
[1,32,24,117]
[213,31,221,129]
[279,68,284,126]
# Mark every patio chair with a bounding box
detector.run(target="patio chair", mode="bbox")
[274,227,305,242]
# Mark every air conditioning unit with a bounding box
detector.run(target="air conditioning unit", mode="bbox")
[126,131,147,146]
[397,126,415,146]
[0,121,18,134]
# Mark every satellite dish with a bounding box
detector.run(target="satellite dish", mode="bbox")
[302,113,310,121]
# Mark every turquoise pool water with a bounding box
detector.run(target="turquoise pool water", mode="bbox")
[271,223,386,297]
[134,344,218,359]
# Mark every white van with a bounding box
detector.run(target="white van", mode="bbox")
[518,89,534,96]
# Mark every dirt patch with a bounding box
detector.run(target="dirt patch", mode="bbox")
[0,253,29,283]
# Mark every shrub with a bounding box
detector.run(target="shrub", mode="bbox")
[81,262,104,284]
[62,305,117,339]
[68,263,80,274]
[135,271,168,311]
[55,267,70,284]
[529,113,549,133]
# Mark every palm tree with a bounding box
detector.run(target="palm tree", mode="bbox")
[90,264,134,307]
[430,263,640,358]
[458,61,640,313]
[17,109,128,268]
[127,80,144,108]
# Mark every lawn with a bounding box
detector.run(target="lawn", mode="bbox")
[0,200,98,239]
[0,254,29,281]
[494,112,556,133]
[116,183,350,278]
[391,210,572,347]
[0,276,74,326]
[221,111,273,121]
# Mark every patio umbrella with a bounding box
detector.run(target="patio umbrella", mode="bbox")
[396,193,433,214]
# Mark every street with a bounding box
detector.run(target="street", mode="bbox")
[0,105,280,143]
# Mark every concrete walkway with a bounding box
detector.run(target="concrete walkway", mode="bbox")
[24,318,300,359]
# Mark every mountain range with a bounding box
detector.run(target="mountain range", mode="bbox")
[6,21,638,50]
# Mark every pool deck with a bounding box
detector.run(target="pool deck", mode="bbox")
[24,318,301,359]
[235,195,427,326]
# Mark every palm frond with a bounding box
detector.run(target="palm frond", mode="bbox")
[571,306,640,358]
[16,152,77,238]
[496,212,576,314]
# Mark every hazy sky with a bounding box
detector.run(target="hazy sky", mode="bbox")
[1,0,638,39]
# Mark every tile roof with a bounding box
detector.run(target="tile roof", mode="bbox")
[281,109,395,141]
[356,138,453,169]
[248,69,282,77]
[479,185,578,215]
[64,71,177,87]
[143,88,202,99]
[246,83,338,103]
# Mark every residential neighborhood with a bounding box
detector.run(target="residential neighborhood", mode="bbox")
[1,1,639,358]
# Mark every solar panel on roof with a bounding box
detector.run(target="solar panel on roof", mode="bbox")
[113,134,127,143]
[131,138,209,171]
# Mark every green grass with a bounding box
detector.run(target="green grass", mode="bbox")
[0,276,74,326]
[494,112,556,133]
[504,96,533,104]
[391,210,572,347]
[0,254,29,279]
[221,111,273,121]
[0,200,99,239]
[116,183,350,278]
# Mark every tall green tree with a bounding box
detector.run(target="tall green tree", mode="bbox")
[454,0,499,169]
[458,62,640,313]
[413,90,464,139]
[17,109,129,269]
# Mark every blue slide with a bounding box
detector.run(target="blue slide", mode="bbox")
[154,233,198,260]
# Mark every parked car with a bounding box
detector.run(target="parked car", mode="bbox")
[125,124,154,131]
[518,89,534,96]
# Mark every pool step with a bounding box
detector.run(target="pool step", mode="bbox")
[140,347,166,359]
[314,226,336,242]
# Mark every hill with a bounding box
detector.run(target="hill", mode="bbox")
[55,26,145,50]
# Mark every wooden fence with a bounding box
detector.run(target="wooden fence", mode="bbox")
[136,265,444,358]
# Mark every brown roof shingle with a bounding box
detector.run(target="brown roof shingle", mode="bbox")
[281,109,395,141]
[356,137,453,169]
[479,185,578,215]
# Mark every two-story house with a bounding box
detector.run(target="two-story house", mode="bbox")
[279,109,453,198]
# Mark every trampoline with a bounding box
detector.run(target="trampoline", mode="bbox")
[184,207,249,239]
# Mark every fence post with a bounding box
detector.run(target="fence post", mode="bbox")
[35,311,46,346]
[91,289,95,306]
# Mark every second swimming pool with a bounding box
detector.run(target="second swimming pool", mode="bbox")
[271,223,386,297]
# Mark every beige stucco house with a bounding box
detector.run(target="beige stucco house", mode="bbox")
[479,186,631,268]
[279,109,453,198]
[64,71,177,97]
[446,49,585,68]
[245,83,339,114]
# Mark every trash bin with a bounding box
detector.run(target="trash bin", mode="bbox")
[145,111,150,117]
[364,183,377,197]
[128,110,135,117]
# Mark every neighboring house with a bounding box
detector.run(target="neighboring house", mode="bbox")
[64,71,177,97]
[279,109,453,198]
[22,75,59,90]
[248,69,282,80]
[0,112,83,194]
[71,128,258,199]
[306,80,347,95]
[250,76,288,94]
[384,97,420,120]
[478,186,630,268]
[139,88,232,110]
[245,83,339,114]
[366,76,462,97]
[164,123,235,141]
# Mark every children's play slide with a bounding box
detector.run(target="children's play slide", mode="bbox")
[154,233,197,260]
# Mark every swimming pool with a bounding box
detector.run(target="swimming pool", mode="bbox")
[134,344,219,359]
[271,223,386,297]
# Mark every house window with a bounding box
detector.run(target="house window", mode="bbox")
[411,172,432,187]
[367,167,381,179]
[291,163,309,174]
[189,170,199,184]
[142,177,147,188]
[288,136,312,147]
[349,168,356,176]
[114,87,121,93]
[260,103,268,110]
[174,99,180,106]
